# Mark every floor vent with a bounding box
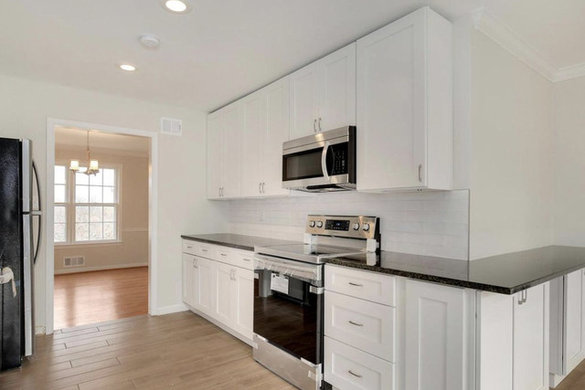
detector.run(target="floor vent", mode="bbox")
[160,117,182,136]
[64,256,85,267]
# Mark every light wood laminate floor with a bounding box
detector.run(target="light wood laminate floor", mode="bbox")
[0,312,295,390]
[54,267,148,330]
[557,359,585,390]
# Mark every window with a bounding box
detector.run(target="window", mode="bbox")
[54,165,119,244]
[53,166,67,243]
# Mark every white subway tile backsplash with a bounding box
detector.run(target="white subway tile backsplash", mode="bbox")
[224,189,470,260]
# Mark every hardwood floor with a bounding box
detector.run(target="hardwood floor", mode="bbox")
[54,267,148,330]
[0,312,295,390]
[557,359,585,390]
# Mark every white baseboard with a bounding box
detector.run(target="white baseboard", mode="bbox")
[54,262,148,275]
[153,303,188,316]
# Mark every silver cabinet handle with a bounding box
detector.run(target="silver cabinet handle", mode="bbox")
[220,253,227,257]
[348,282,363,287]
[348,370,362,378]
[418,164,423,183]
[262,182,265,193]
[313,119,317,133]
[348,320,364,327]
[318,117,322,132]
[192,259,198,269]
[518,290,528,305]
[201,248,208,252]
[243,258,252,262]
[259,182,262,194]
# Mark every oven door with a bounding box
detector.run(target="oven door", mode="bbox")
[253,254,323,365]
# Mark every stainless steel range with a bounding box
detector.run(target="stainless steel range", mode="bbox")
[252,215,380,390]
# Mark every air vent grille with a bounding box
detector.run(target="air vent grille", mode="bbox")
[160,117,182,136]
[64,256,85,267]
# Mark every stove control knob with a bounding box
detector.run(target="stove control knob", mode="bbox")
[352,223,360,231]
[362,223,371,232]
[316,221,324,228]
[309,221,316,228]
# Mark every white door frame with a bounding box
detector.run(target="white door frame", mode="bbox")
[46,118,158,334]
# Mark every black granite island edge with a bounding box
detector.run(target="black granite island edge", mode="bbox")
[181,233,300,252]
[325,246,585,295]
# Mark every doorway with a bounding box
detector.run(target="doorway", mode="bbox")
[46,119,158,333]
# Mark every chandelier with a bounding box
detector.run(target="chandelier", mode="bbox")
[69,130,99,176]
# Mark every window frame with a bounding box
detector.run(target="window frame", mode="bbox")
[54,161,122,246]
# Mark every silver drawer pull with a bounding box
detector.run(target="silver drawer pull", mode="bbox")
[201,249,208,252]
[348,370,362,378]
[348,282,363,287]
[243,258,252,262]
[220,253,227,257]
[186,245,193,249]
[348,320,364,327]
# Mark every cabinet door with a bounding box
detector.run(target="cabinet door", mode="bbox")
[290,64,320,139]
[233,268,254,340]
[404,279,467,390]
[262,78,290,196]
[564,270,585,373]
[196,257,215,315]
[513,284,549,390]
[214,262,233,325]
[240,91,266,197]
[318,43,356,132]
[356,9,426,191]
[220,103,242,198]
[182,254,195,307]
[206,114,222,199]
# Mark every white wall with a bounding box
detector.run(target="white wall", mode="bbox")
[553,76,585,246]
[0,73,225,332]
[226,190,469,260]
[54,148,149,273]
[468,30,554,259]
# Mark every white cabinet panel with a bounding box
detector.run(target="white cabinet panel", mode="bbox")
[564,270,585,372]
[325,336,394,390]
[182,254,195,307]
[319,43,356,131]
[214,262,233,325]
[404,279,467,390]
[196,257,215,315]
[233,268,254,340]
[220,104,242,198]
[325,291,395,362]
[513,284,549,390]
[357,7,452,191]
[290,65,320,139]
[206,114,222,199]
[241,91,266,197]
[290,43,356,139]
[263,79,290,196]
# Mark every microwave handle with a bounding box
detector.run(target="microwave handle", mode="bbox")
[321,141,330,180]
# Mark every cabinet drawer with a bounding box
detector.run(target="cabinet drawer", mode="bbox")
[325,336,394,390]
[325,291,395,362]
[182,240,214,258]
[325,265,395,306]
[231,252,255,270]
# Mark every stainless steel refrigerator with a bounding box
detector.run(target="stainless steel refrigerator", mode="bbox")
[0,137,41,370]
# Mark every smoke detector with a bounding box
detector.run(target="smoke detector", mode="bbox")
[139,34,160,49]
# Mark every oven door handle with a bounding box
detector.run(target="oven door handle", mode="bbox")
[321,141,330,181]
[254,254,322,285]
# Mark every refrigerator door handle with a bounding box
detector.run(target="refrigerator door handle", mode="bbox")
[32,161,42,264]
[22,214,34,357]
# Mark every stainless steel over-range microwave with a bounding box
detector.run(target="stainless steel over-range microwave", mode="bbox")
[282,126,356,192]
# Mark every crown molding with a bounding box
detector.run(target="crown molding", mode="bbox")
[472,7,585,83]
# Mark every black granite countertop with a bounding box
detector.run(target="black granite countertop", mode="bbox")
[326,246,585,294]
[181,233,300,252]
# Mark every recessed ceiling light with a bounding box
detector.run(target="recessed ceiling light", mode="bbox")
[120,64,136,72]
[162,0,191,13]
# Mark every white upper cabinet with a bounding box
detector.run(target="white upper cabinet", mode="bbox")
[240,78,290,198]
[290,43,356,139]
[356,7,453,191]
[207,103,243,199]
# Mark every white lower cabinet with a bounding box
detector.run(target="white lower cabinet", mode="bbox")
[404,279,474,390]
[550,269,585,387]
[182,240,254,344]
[479,283,550,390]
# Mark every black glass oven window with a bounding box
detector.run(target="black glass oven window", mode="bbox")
[283,148,323,181]
[253,270,322,364]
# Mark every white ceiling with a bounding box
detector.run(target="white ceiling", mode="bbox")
[55,126,150,157]
[0,0,583,112]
